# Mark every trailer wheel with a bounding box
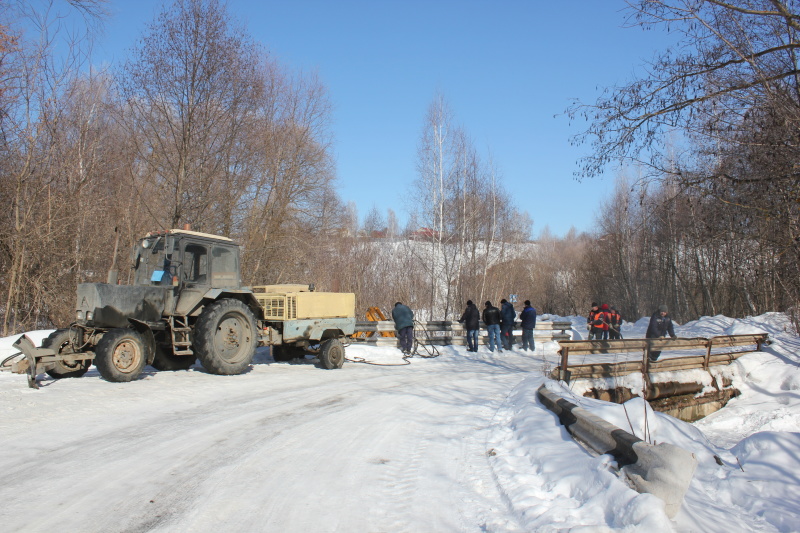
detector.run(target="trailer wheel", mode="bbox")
[95,328,147,382]
[152,344,195,371]
[319,338,345,369]
[43,329,90,379]
[194,299,257,375]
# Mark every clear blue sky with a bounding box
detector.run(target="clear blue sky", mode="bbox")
[93,0,673,238]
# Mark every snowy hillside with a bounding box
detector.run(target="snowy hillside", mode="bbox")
[1,313,798,532]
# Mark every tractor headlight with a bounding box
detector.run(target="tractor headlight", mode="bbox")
[86,311,94,321]
[76,311,84,321]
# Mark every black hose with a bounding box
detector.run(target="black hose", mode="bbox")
[1,351,23,369]
[345,319,440,366]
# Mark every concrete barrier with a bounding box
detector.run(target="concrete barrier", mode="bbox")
[537,385,697,518]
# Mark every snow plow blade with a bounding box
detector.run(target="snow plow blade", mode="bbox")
[10,335,58,389]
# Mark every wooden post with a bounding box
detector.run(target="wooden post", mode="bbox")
[703,339,712,370]
[560,347,570,382]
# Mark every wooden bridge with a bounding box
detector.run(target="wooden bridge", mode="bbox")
[552,334,770,383]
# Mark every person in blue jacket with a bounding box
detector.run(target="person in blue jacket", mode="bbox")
[646,304,677,361]
[391,302,415,355]
[500,298,516,350]
[519,300,537,351]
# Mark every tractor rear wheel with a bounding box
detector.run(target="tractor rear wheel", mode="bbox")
[194,299,257,375]
[95,328,147,382]
[43,329,91,379]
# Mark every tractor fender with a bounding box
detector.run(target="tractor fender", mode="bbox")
[200,289,263,319]
[128,319,157,364]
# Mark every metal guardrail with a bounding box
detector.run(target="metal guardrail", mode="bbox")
[350,320,573,347]
[553,334,770,383]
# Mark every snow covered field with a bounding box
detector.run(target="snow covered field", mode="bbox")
[1,313,799,532]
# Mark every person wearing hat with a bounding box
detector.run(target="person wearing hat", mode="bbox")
[587,302,607,340]
[598,304,612,339]
[646,304,677,361]
[519,300,537,351]
[458,300,481,352]
[482,301,502,353]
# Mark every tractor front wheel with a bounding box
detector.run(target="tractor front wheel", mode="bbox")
[43,329,91,379]
[94,328,147,382]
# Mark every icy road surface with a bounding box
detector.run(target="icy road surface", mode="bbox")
[4,314,800,533]
[0,343,542,532]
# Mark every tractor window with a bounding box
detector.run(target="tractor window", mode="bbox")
[211,246,238,287]
[183,244,208,284]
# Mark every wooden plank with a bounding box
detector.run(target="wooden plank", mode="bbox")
[557,334,766,357]
[555,350,752,380]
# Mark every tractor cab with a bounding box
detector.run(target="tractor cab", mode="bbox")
[131,229,243,316]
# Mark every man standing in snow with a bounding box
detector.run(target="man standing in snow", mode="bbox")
[482,301,502,352]
[392,302,415,355]
[587,302,604,340]
[458,300,481,352]
[519,300,537,351]
[646,304,677,361]
[500,298,516,350]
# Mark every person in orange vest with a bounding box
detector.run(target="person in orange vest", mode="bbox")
[598,304,612,339]
[609,306,623,339]
[587,302,604,340]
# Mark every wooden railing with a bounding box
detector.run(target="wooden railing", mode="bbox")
[350,320,572,347]
[553,334,770,383]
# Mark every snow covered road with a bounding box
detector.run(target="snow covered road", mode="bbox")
[3,314,800,532]
[0,343,542,532]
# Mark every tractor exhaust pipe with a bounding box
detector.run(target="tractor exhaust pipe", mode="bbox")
[107,227,120,285]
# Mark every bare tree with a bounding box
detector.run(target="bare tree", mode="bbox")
[119,0,261,231]
[0,0,108,334]
[568,0,800,317]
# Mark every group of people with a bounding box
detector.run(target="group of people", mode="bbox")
[392,298,677,361]
[458,299,537,353]
[392,299,538,355]
[586,302,624,340]
[588,301,678,361]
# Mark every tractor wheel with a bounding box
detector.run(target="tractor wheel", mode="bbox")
[194,299,257,375]
[271,344,306,362]
[319,338,345,369]
[94,328,147,382]
[151,343,195,371]
[43,329,91,379]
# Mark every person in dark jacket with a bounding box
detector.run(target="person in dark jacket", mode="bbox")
[500,298,516,350]
[646,304,677,361]
[458,300,481,352]
[391,302,415,355]
[482,301,502,352]
[519,300,537,351]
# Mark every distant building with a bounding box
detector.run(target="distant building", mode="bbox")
[409,227,441,241]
